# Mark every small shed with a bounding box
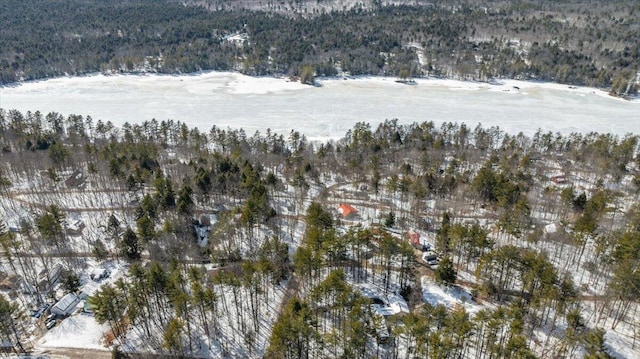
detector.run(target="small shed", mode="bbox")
[337,203,358,219]
[51,293,81,317]
[82,299,96,314]
[406,230,420,245]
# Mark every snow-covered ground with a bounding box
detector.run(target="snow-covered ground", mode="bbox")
[38,313,109,350]
[1,72,639,143]
[1,70,639,357]
[35,260,128,349]
[421,276,484,315]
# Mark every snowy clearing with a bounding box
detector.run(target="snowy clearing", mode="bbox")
[421,276,484,315]
[38,313,109,350]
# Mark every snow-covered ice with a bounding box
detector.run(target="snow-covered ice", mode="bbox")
[1,72,639,142]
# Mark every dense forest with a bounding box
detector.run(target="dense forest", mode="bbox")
[0,107,638,357]
[0,0,639,356]
[1,0,638,95]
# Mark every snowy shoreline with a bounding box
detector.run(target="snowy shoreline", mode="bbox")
[318,75,640,103]
[3,70,634,101]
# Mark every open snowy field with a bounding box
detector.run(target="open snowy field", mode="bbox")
[1,72,639,141]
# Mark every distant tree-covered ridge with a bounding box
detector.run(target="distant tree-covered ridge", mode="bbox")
[1,0,638,95]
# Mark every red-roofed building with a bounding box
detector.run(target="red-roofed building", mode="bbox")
[337,203,358,219]
[407,230,420,245]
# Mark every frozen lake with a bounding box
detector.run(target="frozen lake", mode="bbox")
[1,72,638,141]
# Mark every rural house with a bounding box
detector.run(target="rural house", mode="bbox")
[337,203,358,219]
[51,293,81,317]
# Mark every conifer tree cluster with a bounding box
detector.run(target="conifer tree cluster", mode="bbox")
[0,108,638,356]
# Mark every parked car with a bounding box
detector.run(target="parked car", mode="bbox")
[46,319,56,330]
[45,313,57,323]
[422,251,440,266]
[370,297,386,306]
[31,310,42,318]
[90,268,111,281]
[412,242,426,251]
[413,242,433,252]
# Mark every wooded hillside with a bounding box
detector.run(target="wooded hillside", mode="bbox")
[1,0,638,95]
